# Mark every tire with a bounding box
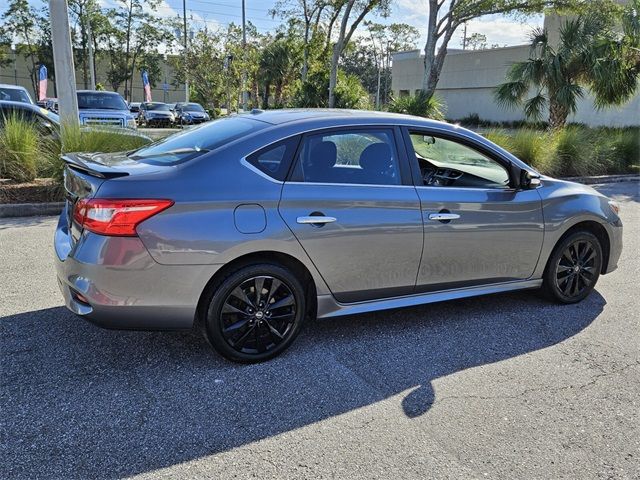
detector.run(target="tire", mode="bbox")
[204,263,306,363]
[542,230,603,304]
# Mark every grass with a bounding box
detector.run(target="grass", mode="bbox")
[0,115,40,182]
[41,125,152,182]
[485,126,639,177]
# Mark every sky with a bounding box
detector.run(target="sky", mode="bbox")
[1,0,544,51]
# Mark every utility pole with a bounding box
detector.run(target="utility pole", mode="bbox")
[49,0,79,128]
[11,43,17,85]
[462,23,468,50]
[183,0,189,102]
[241,0,248,111]
[86,8,96,90]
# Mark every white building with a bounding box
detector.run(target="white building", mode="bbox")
[391,9,639,127]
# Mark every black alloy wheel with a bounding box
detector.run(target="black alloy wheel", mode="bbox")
[205,264,306,363]
[543,231,602,304]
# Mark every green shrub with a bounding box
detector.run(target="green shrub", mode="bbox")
[486,125,638,177]
[293,70,371,109]
[388,92,445,120]
[0,115,39,182]
[42,125,152,182]
[554,126,599,176]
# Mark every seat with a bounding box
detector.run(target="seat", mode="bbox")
[359,143,394,184]
[305,141,337,183]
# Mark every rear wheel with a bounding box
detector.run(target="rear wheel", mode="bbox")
[542,231,603,304]
[204,264,306,363]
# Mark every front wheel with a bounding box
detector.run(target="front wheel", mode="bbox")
[542,231,603,304]
[204,264,306,363]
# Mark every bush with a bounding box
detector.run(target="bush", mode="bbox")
[0,115,39,182]
[388,92,445,120]
[485,125,639,177]
[293,69,371,109]
[42,125,153,182]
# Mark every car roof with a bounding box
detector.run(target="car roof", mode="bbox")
[244,108,450,128]
[0,84,29,90]
[0,100,43,112]
[77,90,121,95]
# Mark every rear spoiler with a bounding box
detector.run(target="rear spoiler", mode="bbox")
[62,153,129,179]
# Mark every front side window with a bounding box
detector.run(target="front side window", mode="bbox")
[410,133,510,189]
[292,129,401,185]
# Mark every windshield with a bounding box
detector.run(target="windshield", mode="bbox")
[129,116,264,164]
[183,103,205,112]
[77,92,128,110]
[145,103,171,111]
[0,87,33,104]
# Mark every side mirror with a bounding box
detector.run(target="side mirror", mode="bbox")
[423,135,436,145]
[519,169,541,189]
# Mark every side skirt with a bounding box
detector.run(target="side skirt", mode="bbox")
[316,278,543,319]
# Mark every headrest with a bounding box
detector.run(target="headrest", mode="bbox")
[359,143,391,171]
[309,141,337,169]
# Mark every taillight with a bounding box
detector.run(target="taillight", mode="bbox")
[73,199,174,236]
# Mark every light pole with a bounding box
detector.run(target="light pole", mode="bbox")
[241,0,248,111]
[182,0,189,102]
[11,43,17,85]
[49,0,79,128]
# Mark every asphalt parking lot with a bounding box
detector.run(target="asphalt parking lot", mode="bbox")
[1,182,638,479]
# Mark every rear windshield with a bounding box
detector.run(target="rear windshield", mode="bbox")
[0,87,33,104]
[129,116,264,164]
[78,92,128,110]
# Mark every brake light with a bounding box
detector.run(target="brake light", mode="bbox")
[73,199,174,236]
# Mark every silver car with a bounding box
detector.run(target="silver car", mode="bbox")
[54,110,623,362]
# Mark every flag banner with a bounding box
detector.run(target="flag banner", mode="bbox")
[141,70,152,103]
[38,65,47,101]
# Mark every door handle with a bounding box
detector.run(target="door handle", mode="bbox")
[428,213,460,221]
[297,215,337,225]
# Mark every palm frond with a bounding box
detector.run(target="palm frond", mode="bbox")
[523,92,548,121]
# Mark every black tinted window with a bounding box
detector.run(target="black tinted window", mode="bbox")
[246,136,299,181]
[77,92,128,110]
[129,116,265,164]
[292,129,401,185]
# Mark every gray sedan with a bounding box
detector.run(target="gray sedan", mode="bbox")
[54,109,623,362]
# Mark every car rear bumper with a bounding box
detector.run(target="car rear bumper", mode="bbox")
[54,212,221,330]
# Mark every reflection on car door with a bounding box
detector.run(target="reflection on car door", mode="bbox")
[404,129,545,290]
[278,127,423,303]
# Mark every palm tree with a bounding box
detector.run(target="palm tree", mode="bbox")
[495,7,639,129]
[258,38,296,108]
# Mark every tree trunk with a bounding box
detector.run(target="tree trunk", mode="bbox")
[275,82,283,106]
[328,41,341,108]
[549,98,569,129]
[262,81,270,109]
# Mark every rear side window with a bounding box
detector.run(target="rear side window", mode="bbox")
[290,128,401,185]
[246,136,299,181]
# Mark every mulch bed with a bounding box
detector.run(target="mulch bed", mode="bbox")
[0,178,64,204]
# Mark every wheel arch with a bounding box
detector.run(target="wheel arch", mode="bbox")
[547,220,611,275]
[195,250,318,329]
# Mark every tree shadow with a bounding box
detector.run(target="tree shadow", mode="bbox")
[1,290,605,478]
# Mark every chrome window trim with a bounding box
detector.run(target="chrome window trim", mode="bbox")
[285,181,416,189]
[240,157,284,185]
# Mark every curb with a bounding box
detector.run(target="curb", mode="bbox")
[562,174,639,185]
[0,202,64,218]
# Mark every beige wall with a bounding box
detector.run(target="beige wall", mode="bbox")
[0,52,187,104]
[391,9,639,127]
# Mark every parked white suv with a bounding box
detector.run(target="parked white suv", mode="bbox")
[0,84,34,105]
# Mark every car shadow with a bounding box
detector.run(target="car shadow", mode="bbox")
[1,289,605,478]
